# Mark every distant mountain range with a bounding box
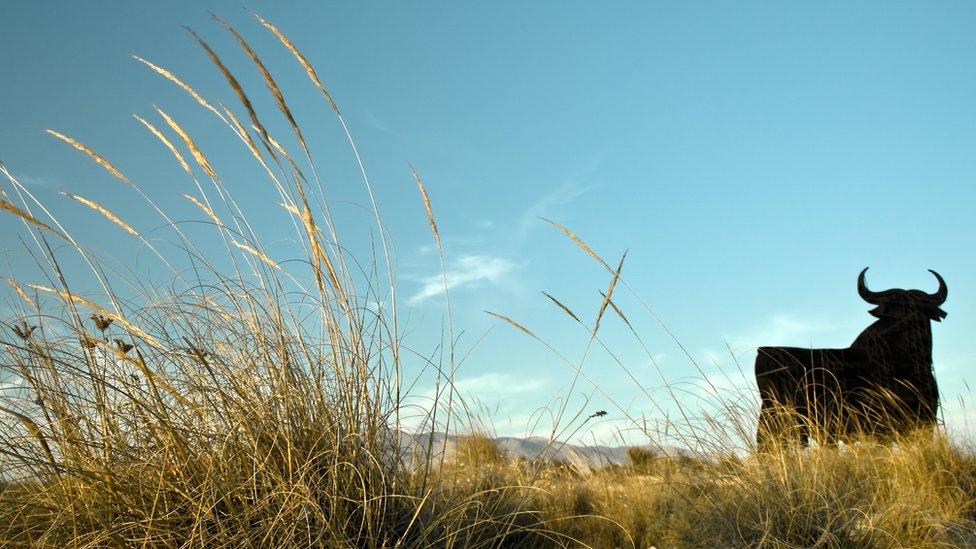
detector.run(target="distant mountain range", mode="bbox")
[397,432,695,473]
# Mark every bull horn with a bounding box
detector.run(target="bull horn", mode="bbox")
[857,267,882,304]
[928,269,948,304]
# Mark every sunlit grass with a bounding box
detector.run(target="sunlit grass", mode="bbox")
[0,12,974,548]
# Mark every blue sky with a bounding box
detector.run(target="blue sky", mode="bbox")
[2,2,974,448]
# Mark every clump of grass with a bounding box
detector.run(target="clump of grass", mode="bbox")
[512,433,973,547]
[0,14,559,548]
[721,433,976,547]
[0,284,410,546]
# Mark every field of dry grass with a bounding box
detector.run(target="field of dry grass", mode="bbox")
[0,14,974,548]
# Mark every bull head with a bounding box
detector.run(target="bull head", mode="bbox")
[857,268,948,321]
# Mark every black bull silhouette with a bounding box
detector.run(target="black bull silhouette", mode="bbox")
[755,268,947,448]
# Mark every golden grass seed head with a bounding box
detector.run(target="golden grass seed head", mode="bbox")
[79,334,100,349]
[11,322,36,340]
[114,339,134,354]
[90,313,113,332]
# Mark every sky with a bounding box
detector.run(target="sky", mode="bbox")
[1,2,975,449]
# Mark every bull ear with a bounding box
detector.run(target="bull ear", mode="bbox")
[928,305,948,322]
[868,303,886,319]
[927,270,948,305]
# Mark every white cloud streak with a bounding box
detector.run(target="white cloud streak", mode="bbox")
[409,254,516,305]
[9,173,54,188]
[724,313,841,353]
[451,371,546,398]
[362,108,395,135]
[516,151,606,237]
[398,371,551,437]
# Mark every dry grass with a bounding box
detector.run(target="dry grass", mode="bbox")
[0,13,974,548]
[0,14,552,547]
[396,430,976,547]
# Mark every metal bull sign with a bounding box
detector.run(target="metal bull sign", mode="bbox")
[755,268,947,449]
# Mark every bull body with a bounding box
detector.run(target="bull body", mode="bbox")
[755,268,946,449]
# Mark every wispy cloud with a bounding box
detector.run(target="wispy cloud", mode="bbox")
[451,371,546,398]
[724,313,841,353]
[409,254,516,305]
[0,376,26,392]
[517,151,607,237]
[402,371,551,437]
[9,173,55,189]
[362,108,395,135]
